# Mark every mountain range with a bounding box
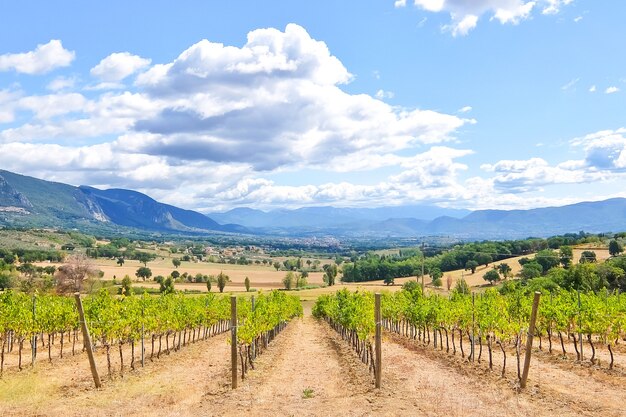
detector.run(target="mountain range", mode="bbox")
[1,169,626,239]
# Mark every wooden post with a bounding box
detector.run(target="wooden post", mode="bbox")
[231,295,237,389]
[471,292,475,362]
[31,295,37,366]
[577,291,583,360]
[375,293,382,389]
[74,293,101,389]
[251,296,255,358]
[520,291,541,389]
[141,303,145,368]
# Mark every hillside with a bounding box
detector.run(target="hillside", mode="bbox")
[0,170,244,235]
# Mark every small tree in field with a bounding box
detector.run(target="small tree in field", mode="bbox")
[217,271,230,293]
[117,257,125,267]
[465,260,479,274]
[206,275,216,292]
[120,275,133,296]
[135,266,152,281]
[55,254,98,294]
[609,240,623,257]
[483,269,500,285]
[172,258,181,269]
[244,276,251,292]
[283,271,295,290]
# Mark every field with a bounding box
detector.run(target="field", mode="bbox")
[5,245,623,416]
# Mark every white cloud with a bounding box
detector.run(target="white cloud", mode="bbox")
[458,106,472,113]
[397,1,573,36]
[574,16,583,23]
[18,93,87,120]
[90,52,151,82]
[375,89,395,99]
[47,76,77,91]
[0,40,75,74]
[542,0,573,15]
[605,86,620,94]
[561,77,579,91]
[130,24,465,170]
[588,85,596,93]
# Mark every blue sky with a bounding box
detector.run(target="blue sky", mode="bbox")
[0,0,625,212]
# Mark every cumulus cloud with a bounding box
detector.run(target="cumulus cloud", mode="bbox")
[0,40,75,74]
[396,0,573,35]
[605,86,620,94]
[589,85,596,93]
[129,24,465,170]
[480,128,626,193]
[47,76,77,91]
[90,52,151,82]
[458,106,472,113]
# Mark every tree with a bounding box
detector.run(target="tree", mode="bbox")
[429,267,442,284]
[137,252,153,266]
[273,261,281,271]
[520,262,542,280]
[135,266,152,281]
[535,249,559,274]
[283,271,295,290]
[474,253,492,267]
[0,270,16,291]
[206,275,215,292]
[306,259,312,268]
[120,275,133,296]
[483,269,500,285]
[497,263,512,278]
[216,271,230,293]
[172,258,181,269]
[559,246,573,268]
[432,275,442,287]
[117,257,125,267]
[323,263,338,286]
[244,276,250,292]
[171,270,180,279]
[160,276,175,294]
[465,260,479,274]
[383,275,395,285]
[579,250,597,264]
[55,254,98,294]
[609,240,624,257]
[454,278,470,295]
[296,273,307,288]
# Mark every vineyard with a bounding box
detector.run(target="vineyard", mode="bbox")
[313,286,626,382]
[0,289,301,383]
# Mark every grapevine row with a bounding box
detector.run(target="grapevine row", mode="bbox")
[235,290,302,380]
[314,287,626,379]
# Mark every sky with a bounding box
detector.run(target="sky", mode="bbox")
[0,0,625,213]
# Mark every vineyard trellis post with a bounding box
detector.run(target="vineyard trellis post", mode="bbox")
[31,295,37,366]
[74,293,102,389]
[141,302,145,368]
[231,295,237,389]
[251,296,255,359]
[375,292,382,389]
[577,290,583,361]
[520,291,541,389]
[471,292,475,362]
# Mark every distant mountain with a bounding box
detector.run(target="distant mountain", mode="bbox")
[208,205,470,229]
[209,199,626,239]
[2,169,626,239]
[0,170,245,235]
